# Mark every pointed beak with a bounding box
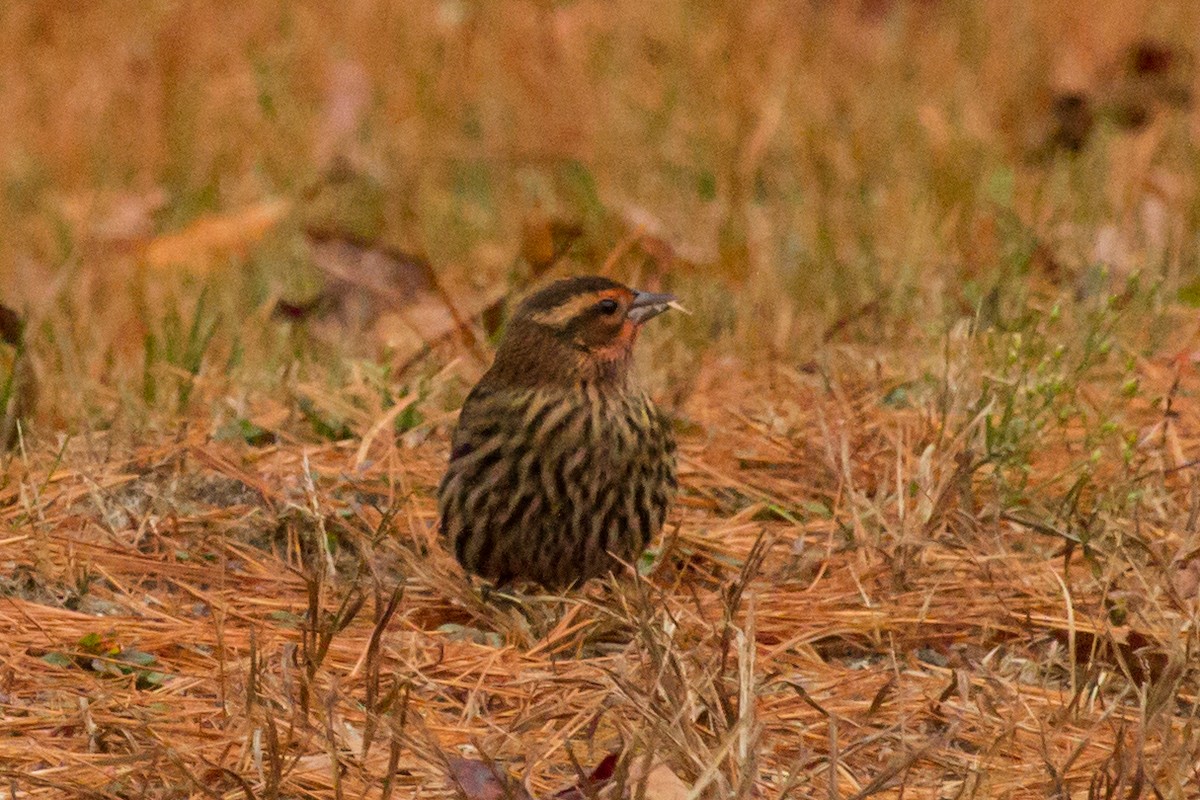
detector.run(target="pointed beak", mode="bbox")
[626,290,681,325]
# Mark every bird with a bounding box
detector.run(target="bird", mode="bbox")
[438,275,679,589]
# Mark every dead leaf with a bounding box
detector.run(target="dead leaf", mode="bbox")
[554,755,689,800]
[296,230,499,362]
[553,752,618,799]
[625,760,690,800]
[272,296,330,322]
[0,306,24,348]
[520,205,582,277]
[446,757,533,800]
[305,229,435,317]
[1173,557,1200,602]
[143,199,291,270]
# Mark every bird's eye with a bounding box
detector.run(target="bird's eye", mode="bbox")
[596,298,619,315]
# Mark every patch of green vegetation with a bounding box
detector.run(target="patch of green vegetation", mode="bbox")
[141,286,220,412]
[43,633,169,690]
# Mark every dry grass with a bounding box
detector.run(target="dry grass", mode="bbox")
[3,354,1200,798]
[3,0,1200,797]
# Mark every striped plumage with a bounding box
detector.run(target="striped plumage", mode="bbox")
[438,276,678,589]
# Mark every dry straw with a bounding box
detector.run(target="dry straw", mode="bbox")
[1,355,1197,798]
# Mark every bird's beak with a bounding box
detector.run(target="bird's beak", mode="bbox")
[627,290,685,324]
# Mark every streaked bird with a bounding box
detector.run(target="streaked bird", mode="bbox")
[438,275,679,589]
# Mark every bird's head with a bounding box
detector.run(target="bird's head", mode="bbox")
[489,276,679,388]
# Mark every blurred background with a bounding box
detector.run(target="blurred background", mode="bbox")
[1,0,1198,438]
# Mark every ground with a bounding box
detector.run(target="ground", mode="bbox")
[4,348,1200,797]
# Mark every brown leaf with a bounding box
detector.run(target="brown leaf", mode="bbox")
[630,761,690,800]
[143,199,291,270]
[0,305,24,347]
[554,755,689,800]
[302,230,437,337]
[305,229,435,309]
[1173,557,1200,602]
[272,296,330,322]
[300,230,498,361]
[446,757,533,800]
[553,752,618,799]
[520,206,582,277]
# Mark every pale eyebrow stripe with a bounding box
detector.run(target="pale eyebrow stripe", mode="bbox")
[528,294,600,327]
